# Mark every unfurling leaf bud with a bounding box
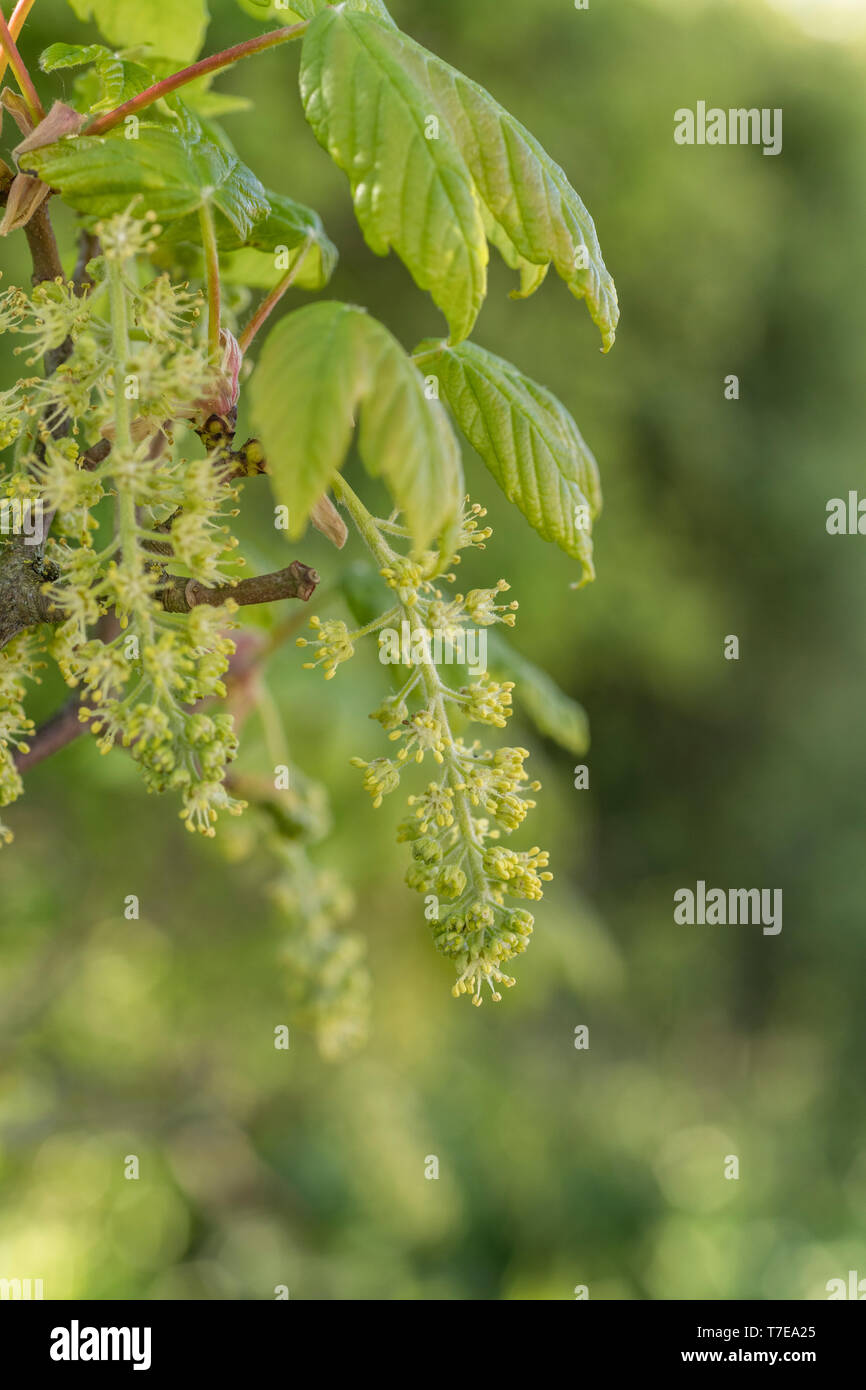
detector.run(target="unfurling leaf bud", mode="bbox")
[195,328,243,422]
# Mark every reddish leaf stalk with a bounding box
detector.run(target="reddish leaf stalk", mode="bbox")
[0,0,38,85]
[86,23,308,138]
[199,202,221,357]
[238,239,313,355]
[0,4,44,123]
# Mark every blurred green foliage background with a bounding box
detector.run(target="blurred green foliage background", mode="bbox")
[1,0,865,1300]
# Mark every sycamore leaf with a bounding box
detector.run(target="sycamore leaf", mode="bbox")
[39,42,123,84]
[250,302,463,548]
[44,42,250,119]
[418,338,601,584]
[166,184,336,290]
[40,43,157,114]
[220,246,325,291]
[25,125,269,242]
[486,629,590,756]
[421,54,618,349]
[65,0,209,64]
[219,189,337,289]
[237,189,335,261]
[40,41,122,73]
[300,11,488,345]
[300,9,617,349]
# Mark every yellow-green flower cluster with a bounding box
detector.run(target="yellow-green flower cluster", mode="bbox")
[14,279,93,365]
[458,678,515,728]
[299,489,551,1004]
[0,380,33,451]
[62,604,243,836]
[462,579,518,627]
[379,556,428,606]
[394,707,446,764]
[271,835,370,1062]
[296,616,355,679]
[0,633,41,844]
[0,213,245,837]
[219,765,370,1059]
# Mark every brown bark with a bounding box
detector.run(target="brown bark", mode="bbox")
[158,562,320,613]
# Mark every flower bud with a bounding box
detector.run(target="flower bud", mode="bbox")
[437,864,467,899]
[412,835,443,865]
[195,328,242,421]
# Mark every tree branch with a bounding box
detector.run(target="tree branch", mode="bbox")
[13,694,82,772]
[22,198,63,284]
[0,555,319,652]
[23,200,70,383]
[72,226,100,293]
[158,561,319,613]
[0,547,59,649]
[0,184,70,646]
